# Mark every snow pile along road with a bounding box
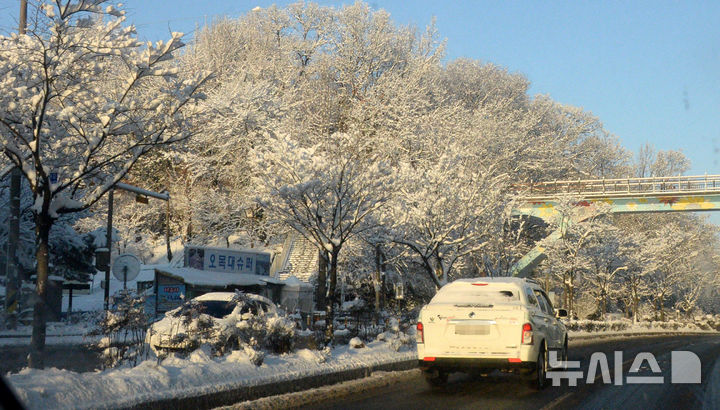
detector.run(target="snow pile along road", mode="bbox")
[6,341,416,410]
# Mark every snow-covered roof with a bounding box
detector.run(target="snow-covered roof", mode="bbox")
[275,234,318,283]
[136,265,158,282]
[258,276,286,285]
[155,267,267,287]
[281,275,313,290]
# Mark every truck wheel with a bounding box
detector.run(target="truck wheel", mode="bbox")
[529,346,547,390]
[549,340,568,370]
[423,369,448,387]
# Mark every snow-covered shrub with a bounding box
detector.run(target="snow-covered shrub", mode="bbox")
[565,315,720,334]
[349,337,365,348]
[244,345,265,366]
[564,319,632,333]
[696,315,720,331]
[91,290,152,368]
[233,312,296,354]
[375,316,412,351]
[264,316,295,353]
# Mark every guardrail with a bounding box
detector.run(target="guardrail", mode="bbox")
[517,175,720,198]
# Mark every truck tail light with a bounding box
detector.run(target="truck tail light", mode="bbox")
[522,322,533,345]
[417,322,424,344]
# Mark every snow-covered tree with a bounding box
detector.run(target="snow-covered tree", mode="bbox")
[540,198,611,316]
[634,143,691,178]
[383,150,508,288]
[0,179,94,282]
[254,133,393,342]
[582,223,636,318]
[639,221,705,320]
[0,1,209,367]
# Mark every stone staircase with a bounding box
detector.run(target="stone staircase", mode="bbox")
[272,233,318,283]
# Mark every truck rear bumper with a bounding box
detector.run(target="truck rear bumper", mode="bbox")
[418,357,535,372]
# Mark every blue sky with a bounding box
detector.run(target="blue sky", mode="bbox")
[2,0,719,176]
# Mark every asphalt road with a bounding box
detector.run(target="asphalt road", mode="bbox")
[294,335,720,410]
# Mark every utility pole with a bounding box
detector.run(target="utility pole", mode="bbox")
[102,184,169,310]
[166,199,172,262]
[104,189,113,311]
[5,0,28,330]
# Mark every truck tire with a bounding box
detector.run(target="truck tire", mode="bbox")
[529,345,547,390]
[423,369,448,387]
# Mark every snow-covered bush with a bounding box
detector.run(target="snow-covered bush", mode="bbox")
[91,291,152,368]
[349,337,365,348]
[565,316,720,333]
[375,317,412,351]
[565,319,631,333]
[264,316,296,353]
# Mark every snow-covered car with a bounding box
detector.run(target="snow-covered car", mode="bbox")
[416,277,568,389]
[146,292,278,354]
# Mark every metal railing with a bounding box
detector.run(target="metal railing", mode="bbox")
[517,175,720,199]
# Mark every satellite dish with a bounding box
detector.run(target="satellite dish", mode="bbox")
[112,254,141,288]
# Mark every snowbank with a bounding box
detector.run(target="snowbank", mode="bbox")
[565,317,720,335]
[6,341,416,410]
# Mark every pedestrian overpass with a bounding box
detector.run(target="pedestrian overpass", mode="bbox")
[510,175,720,277]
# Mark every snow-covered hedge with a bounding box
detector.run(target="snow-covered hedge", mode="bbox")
[565,315,720,334]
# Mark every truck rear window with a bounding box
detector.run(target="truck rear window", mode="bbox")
[430,287,520,306]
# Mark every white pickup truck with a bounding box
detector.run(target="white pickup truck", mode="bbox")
[416,277,568,389]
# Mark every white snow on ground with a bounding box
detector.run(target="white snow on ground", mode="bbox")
[0,322,100,346]
[60,265,158,313]
[0,265,161,347]
[6,341,416,410]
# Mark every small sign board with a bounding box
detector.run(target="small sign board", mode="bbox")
[157,284,185,311]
